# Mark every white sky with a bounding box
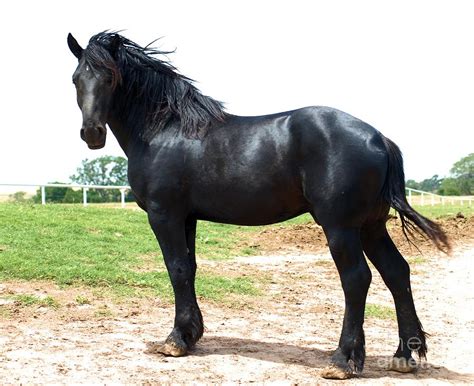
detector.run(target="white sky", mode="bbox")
[0,0,473,188]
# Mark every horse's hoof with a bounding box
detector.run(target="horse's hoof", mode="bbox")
[320,364,353,379]
[389,356,418,373]
[145,340,187,357]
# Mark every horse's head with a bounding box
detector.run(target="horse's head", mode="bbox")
[67,33,120,150]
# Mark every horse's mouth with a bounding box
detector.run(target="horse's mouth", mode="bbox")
[88,143,105,150]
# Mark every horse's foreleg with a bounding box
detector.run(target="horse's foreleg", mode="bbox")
[362,222,426,373]
[145,212,203,357]
[321,227,372,379]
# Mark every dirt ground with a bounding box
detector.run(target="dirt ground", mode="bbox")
[0,216,473,384]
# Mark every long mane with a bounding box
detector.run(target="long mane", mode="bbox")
[84,32,226,138]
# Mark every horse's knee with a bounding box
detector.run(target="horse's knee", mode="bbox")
[340,262,372,293]
[167,258,196,283]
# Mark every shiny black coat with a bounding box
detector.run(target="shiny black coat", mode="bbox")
[68,32,448,378]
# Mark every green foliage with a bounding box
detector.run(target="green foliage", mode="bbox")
[438,178,461,196]
[70,156,134,202]
[62,189,83,203]
[71,156,128,186]
[9,191,29,203]
[31,182,81,204]
[405,179,420,190]
[449,153,473,195]
[408,154,473,196]
[406,175,442,192]
[450,153,474,178]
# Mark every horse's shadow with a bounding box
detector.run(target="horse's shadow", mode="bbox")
[191,336,472,382]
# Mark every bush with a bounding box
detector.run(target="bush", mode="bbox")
[9,191,29,203]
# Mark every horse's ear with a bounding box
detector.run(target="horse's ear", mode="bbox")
[67,33,83,60]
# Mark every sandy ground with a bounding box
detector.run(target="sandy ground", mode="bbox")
[0,218,473,384]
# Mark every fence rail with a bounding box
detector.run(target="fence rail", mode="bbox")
[0,183,130,208]
[0,184,472,208]
[405,187,473,207]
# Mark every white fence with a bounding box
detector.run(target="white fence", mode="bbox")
[406,187,473,206]
[0,184,472,208]
[0,183,131,208]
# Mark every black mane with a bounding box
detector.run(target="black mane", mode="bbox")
[84,32,226,138]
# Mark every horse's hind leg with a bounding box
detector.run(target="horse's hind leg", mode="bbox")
[320,226,372,379]
[361,221,427,373]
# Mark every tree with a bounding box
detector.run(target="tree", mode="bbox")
[70,156,128,186]
[406,154,473,196]
[438,178,460,196]
[449,153,473,195]
[32,182,77,204]
[62,189,83,203]
[70,156,132,202]
[406,179,420,190]
[418,175,442,192]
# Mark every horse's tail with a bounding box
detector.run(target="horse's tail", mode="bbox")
[381,135,450,253]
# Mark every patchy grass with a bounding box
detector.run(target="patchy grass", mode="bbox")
[11,294,60,309]
[412,203,474,218]
[390,204,474,219]
[0,204,257,301]
[365,303,396,320]
[0,202,464,303]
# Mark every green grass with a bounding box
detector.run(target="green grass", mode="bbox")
[412,203,474,218]
[0,202,469,303]
[0,204,256,301]
[365,303,396,320]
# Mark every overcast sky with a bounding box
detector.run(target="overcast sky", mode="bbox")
[0,0,472,189]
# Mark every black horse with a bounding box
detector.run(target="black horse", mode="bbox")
[68,32,449,379]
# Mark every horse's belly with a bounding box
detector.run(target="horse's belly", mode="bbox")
[191,180,309,226]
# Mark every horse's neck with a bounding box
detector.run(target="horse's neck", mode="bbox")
[107,89,158,156]
[107,116,144,157]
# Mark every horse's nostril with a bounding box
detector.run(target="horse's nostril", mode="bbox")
[80,128,86,140]
[97,126,106,136]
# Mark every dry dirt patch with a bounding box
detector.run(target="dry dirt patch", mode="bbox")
[246,215,474,257]
[0,217,473,384]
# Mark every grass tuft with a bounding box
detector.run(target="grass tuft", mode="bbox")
[12,294,60,309]
[365,303,396,320]
[75,295,91,305]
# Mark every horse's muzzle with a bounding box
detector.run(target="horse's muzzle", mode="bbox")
[81,125,106,149]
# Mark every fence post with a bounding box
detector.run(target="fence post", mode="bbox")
[41,186,46,205]
[83,188,88,207]
[408,189,412,205]
[120,188,126,209]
